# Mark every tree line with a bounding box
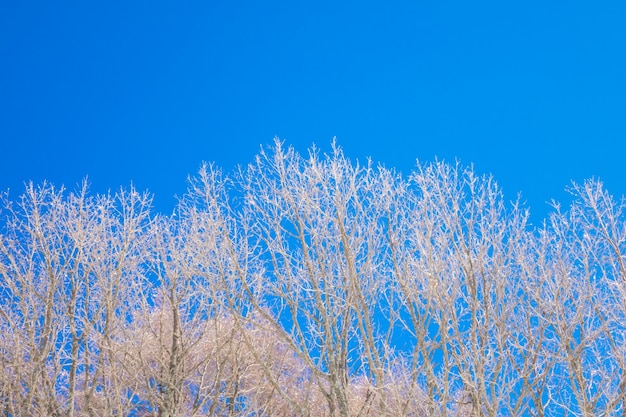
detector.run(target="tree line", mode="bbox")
[1,141,625,416]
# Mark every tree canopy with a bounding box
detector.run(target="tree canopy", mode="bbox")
[1,141,625,416]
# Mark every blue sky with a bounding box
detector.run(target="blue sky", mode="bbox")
[1,1,624,221]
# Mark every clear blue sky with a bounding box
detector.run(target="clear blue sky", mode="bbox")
[1,1,624,221]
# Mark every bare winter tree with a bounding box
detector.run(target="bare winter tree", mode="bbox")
[525,180,626,417]
[237,142,431,417]
[117,166,252,417]
[383,160,536,416]
[0,182,152,416]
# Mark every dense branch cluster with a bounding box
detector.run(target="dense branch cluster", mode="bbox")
[1,141,625,416]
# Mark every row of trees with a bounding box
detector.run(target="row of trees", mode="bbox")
[1,141,625,416]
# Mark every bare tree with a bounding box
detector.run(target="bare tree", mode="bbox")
[526,180,626,417]
[0,182,152,416]
[237,141,428,416]
[382,160,537,416]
